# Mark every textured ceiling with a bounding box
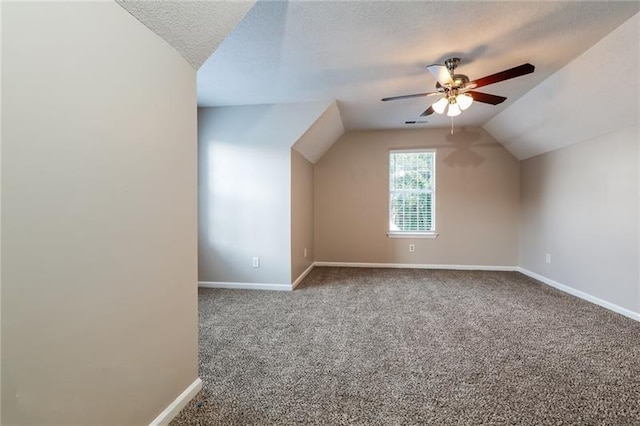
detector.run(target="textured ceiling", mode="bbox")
[197,1,639,131]
[116,0,255,69]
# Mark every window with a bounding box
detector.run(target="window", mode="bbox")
[388,149,436,237]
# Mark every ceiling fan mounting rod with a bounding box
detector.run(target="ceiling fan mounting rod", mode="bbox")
[445,57,460,74]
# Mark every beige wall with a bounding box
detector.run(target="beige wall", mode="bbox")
[314,128,520,266]
[291,149,314,281]
[2,2,198,424]
[198,102,330,285]
[520,125,639,313]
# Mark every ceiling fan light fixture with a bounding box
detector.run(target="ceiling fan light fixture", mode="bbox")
[382,58,535,121]
[447,101,461,117]
[432,97,448,114]
[456,93,474,110]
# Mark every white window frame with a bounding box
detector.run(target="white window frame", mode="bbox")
[387,148,438,239]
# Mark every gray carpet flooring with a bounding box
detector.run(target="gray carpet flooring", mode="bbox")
[171,268,640,425]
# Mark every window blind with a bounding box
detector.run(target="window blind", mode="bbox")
[389,150,435,233]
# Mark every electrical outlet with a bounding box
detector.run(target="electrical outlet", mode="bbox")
[252,257,260,268]
[409,244,415,253]
[545,253,551,264]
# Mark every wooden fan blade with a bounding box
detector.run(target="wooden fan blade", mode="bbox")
[427,64,454,86]
[469,63,535,89]
[468,91,507,105]
[420,106,435,116]
[381,92,439,101]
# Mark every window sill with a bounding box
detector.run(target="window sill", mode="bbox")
[387,232,439,239]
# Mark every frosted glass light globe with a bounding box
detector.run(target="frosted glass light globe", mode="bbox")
[456,93,474,110]
[432,97,448,114]
[447,102,461,117]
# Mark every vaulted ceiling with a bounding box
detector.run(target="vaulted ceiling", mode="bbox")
[119,1,639,159]
[196,1,638,129]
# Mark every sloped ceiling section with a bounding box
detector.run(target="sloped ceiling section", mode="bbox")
[116,0,256,69]
[484,12,640,160]
[200,100,336,151]
[293,101,345,164]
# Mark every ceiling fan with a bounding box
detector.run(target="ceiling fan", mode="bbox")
[382,58,535,118]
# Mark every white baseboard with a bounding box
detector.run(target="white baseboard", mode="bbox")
[149,377,202,426]
[198,263,518,292]
[199,281,292,291]
[199,263,315,292]
[292,263,315,289]
[518,268,640,322]
[314,261,518,271]
[198,262,518,291]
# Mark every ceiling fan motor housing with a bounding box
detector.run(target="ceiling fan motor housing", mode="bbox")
[435,74,469,90]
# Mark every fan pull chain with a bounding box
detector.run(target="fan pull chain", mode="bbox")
[451,116,454,135]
